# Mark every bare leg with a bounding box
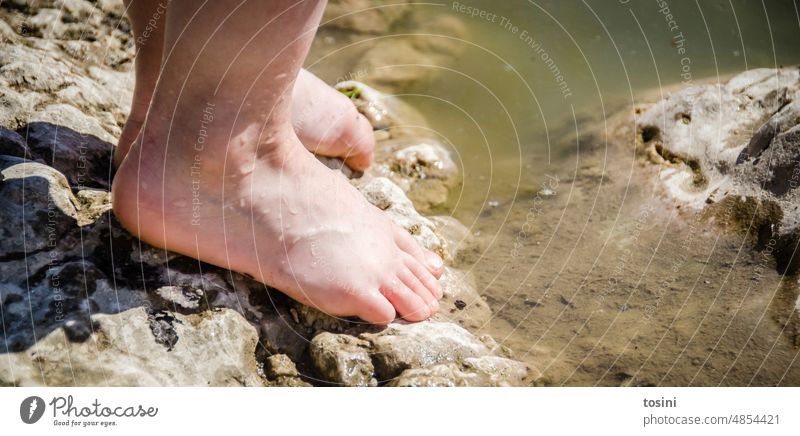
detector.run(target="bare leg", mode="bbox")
[117,1,374,169]
[112,0,443,324]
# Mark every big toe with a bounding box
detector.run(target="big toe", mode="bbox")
[352,289,396,325]
[337,110,374,171]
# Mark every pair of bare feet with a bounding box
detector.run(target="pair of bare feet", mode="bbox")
[112,0,443,324]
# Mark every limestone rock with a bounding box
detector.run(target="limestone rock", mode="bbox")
[322,0,412,34]
[306,322,532,386]
[357,176,447,258]
[389,356,533,387]
[309,332,376,386]
[334,80,429,138]
[363,321,491,380]
[0,307,264,386]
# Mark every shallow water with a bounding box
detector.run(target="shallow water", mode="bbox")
[309,0,800,385]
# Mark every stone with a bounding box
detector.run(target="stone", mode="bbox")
[429,215,475,262]
[434,267,492,330]
[611,67,800,345]
[309,332,377,386]
[369,138,460,211]
[322,0,412,34]
[334,80,429,138]
[0,307,265,386]
[18,121,116,189]
[388,356,533,387]
[357,176,447,258]
[263,354,312,387]
[0,0,531,388]
[362,321,492,380]
[0,126,29,158]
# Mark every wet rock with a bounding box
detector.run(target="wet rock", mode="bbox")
[322,0,412,34]
[0,155,79,256]
[357,176,447,258]
[434,267,492,329]
[388,356,533,387]
[429,215,476,262]
[363,322,492,380]
[263,354,312,387]
[334,80,429,138]
[309,332,376,386]
[368,138,460,211]
[349,14,467,92]
[0,307,265,386]
[626,67,800,274]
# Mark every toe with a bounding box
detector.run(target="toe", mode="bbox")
[380,278,431,322]
[399,266,440,314]
[352,289,396,325]
[340,113,375,171]
[394,226,444,278]
[404,254,443,300]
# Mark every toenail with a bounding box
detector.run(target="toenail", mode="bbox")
[429,299,439,310]
[430,255,443,270]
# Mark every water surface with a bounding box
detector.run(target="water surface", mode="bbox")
[309,0,800,385]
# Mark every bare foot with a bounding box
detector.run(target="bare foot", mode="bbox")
[291,69,375,171]
[113,0,442,325]
[117,67,375,170]
[114,110,442,324]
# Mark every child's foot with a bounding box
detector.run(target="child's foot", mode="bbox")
[113,112,442,324]
[113,0,441,325]
[116,69,375,170]
[291,69,375,171]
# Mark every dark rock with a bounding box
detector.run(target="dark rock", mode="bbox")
[17,122,115,189]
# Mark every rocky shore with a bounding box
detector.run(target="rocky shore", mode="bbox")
[1,0,798,387]
[0,0,532,386]
[602,66,800,344]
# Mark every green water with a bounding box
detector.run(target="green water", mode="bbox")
[309,0,800,385]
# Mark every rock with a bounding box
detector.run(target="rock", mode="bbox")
[0,307,265,386]
[625,67,800,275]
[635,67,799,211]
[30,104,117,143]
[368,138,460,211]
[0,126,29,158]
[388,356,533,387]
[17,121,116,189]
[347,14,467,92]
[429,215,475,262]
[357,176,447,258]
[309,332,377,386]
[155,285,203,310]
[334,80,429,138]
[263,354,312,387]
[0,155,78,257]
[307,323,532,386]
[363,321,491,380]
[435,267,492,329]
[322,0,412,34]
[0,0,530,388]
